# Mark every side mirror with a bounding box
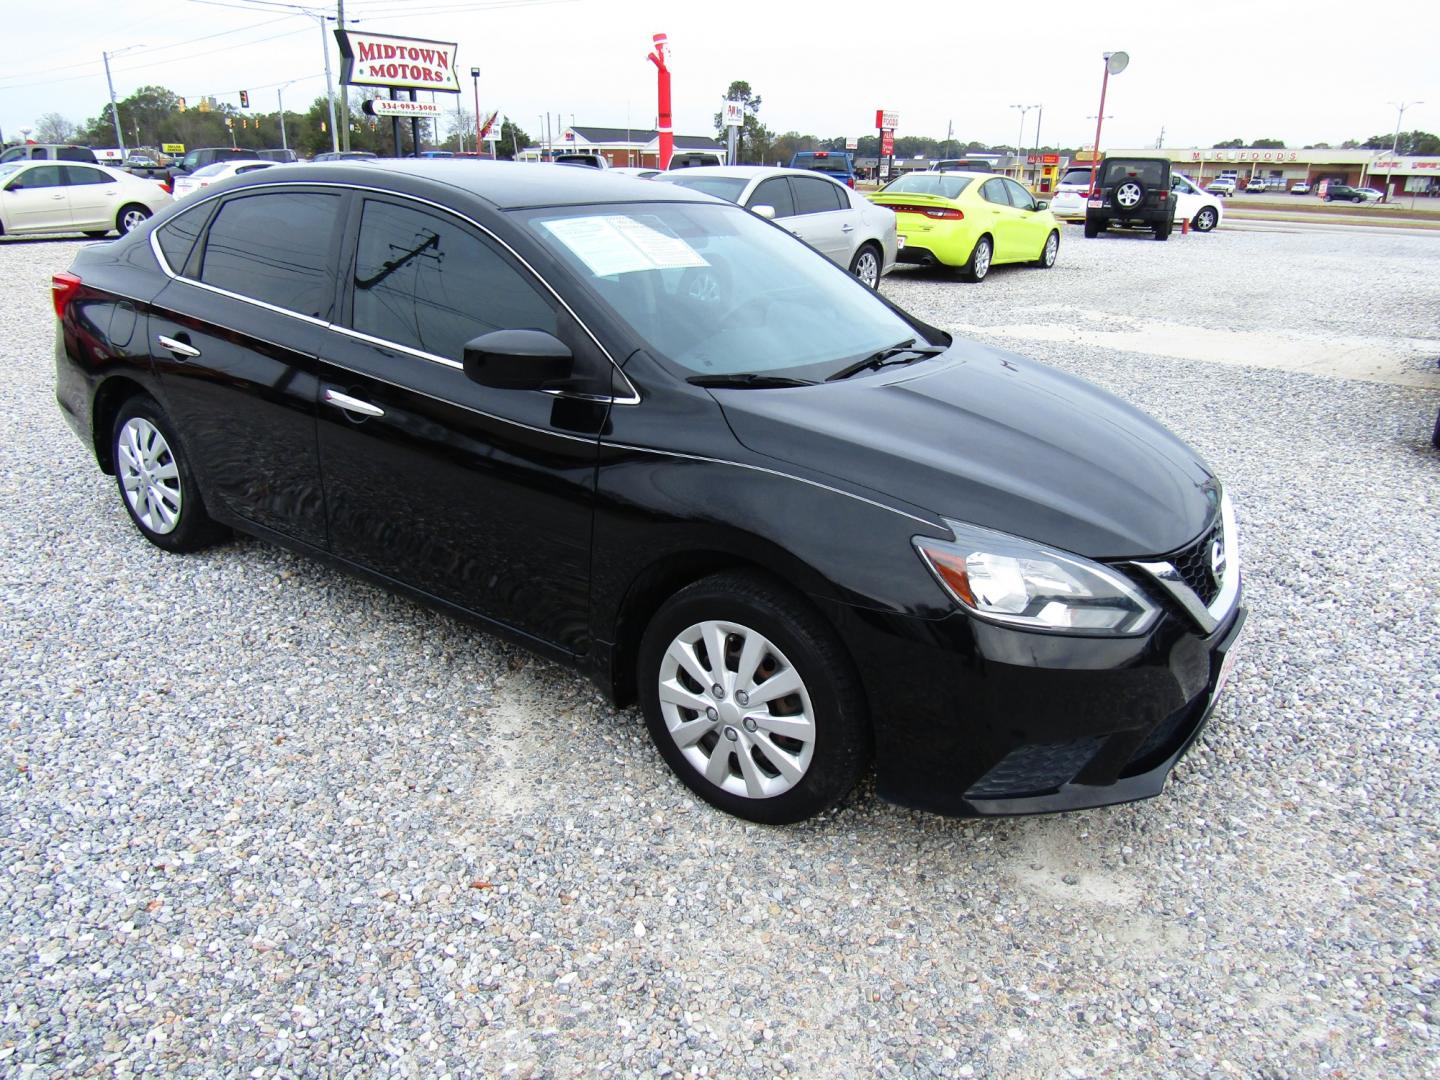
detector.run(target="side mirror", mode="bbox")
[462,329,573,390]
[1035,200,1049,211]
[750,204,776,220]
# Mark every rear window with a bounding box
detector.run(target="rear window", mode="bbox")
[792,153,850,175]
[658,175,748,203]
[198,191,342,318]
[1060,168,1093,186]
[881,174,973,199]
[1103,160,1165,186]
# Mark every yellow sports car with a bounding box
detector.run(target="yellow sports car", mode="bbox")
[868,171,1060,281]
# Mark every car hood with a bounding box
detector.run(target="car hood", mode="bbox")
[714,342,1217,559]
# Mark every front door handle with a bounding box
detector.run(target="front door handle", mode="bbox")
[323,387,385,418]
[156,334,201,359]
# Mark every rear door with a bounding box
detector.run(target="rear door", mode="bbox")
[786,175,851,265]
[1,164,71,232]
[315,194,607,650]
[61,164,122,230]
[148,187,343,546]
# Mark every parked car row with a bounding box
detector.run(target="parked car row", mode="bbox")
[51,158,1244,823]
[1049,164,1222,234]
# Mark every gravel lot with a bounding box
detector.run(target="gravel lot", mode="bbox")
[2,222,1437,1078]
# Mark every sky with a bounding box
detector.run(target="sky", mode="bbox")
[3,0,1438,153]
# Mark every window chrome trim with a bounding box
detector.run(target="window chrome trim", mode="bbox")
[1130,491,1240,635]
[147,179,640,405]
[601,442,943,530]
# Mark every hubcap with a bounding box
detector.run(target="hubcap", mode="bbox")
[1116,182,1142,208]
[118,418,182,534]
[122,210,146,231]
[973,241,991,278]
[1044,234,1058,265]
[856,251,879,287]
[657,619,816,800]
[1197,209,1215,230]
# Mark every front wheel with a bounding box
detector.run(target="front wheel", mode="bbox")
[116,204,152,236]
[849,243,882,289]
[1193,207,1218,232]
[638,572,869,824]
[111,395,227,552]
[1034,230,1059,268]
[1352,196,1363,204]
[961,235,993,282]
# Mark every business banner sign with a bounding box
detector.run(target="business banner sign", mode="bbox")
[336,30,460,93]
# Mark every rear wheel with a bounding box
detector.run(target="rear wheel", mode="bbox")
[1154,222,1171,241]
[849,243,882,290]
[1083,217,1101,239]
[116,204,151,236]
[1034,230,1060,268]
[638,572,869,824]
[1351,196,1363,204]
[111,394,227,553]
[83,230,110,238]
[961,235,993,282]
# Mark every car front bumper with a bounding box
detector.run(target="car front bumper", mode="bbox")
[818,592,1246,818]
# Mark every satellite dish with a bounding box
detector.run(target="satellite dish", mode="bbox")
[1107,51,1130,75]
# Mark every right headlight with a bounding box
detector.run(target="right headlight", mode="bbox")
[914,520,1159,636]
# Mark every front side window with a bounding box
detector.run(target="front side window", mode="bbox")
[198,191,341,318]
[746,177,795,218]
[1002,179,1036,211]
[350,198,557,361]
[9,165,63,190]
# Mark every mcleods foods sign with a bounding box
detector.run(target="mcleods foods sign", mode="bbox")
[335,30,460,93]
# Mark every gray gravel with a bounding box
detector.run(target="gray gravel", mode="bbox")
[2,223,1437,1078]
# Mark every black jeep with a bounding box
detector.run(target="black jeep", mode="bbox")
[1084,157,1177,241]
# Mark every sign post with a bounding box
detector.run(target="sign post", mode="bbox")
[875,109,898,181]
[723,99,743,165]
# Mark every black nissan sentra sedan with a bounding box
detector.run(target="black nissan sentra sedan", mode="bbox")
[53,161,1244,824]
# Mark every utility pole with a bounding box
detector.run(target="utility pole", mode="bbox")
[1386,100,1423,202]
[337,0,349,150]
[102,48,133,154]
[316,13,340,153]
[1010,104,1037,180]
[1031,106,1043,187]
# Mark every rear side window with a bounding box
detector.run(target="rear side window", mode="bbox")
[198,191,341,319]
[62,165,115,186]
[746,177,795,218]
[980,178,1011,206]
[155,204,213,275]
[349,198,557,361]
[791,177,844,214]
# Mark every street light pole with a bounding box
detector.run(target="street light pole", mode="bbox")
[1385,100,1423,202]
[315,13,340,154]
[1010,104,1036,179]
[1087,52,1129,196]
[472,67,482,157]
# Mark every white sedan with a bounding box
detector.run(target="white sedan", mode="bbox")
[656,166,898,288]
[1168,172,1224,232]
[173,159,276,199]
[0,159,171,238]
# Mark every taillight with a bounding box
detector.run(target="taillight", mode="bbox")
[52,272,82,320]
[884,203,964,220]
[161,181,172,194]
[847,177,855,188]
[1158,191,1167,201]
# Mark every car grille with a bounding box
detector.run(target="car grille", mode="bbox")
[1167,519,1222,607]
[965,736,1103,799]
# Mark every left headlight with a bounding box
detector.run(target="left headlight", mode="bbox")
[914,520,1159,636]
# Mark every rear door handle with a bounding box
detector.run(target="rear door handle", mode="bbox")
[841,224,855,233]
[323,387,385,418]
[156,334,201,359]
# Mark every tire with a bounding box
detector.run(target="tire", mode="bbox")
[637,571,869,825]
[111,394,227,553]
[1192,207,1218,233]
[849,243,882,290]
[1154,222,1171,241]
[83,230,110,239]
[1351,196,1363,204]
[1083,218,1100,239]
[1034,229,1060,268]
[116,204,152,236]
[1113,178,1146,212]
[961,235,992,282]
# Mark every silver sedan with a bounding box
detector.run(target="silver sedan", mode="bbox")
[657,166,898,288]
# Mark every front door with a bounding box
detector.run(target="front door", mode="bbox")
[315,194,606,652]
[2,164,71,232]
[1002,177,1050,258]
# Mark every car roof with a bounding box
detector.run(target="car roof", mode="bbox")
[887,170,994,180]
[223,159,718,210]
[659,165,834,182]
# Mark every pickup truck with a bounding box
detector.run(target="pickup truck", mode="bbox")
[790,150,856,188]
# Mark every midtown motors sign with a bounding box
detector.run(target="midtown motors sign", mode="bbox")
[335,30,460,93]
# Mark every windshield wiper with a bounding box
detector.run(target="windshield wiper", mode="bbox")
[826,339,946,382]
[688,373,816,389]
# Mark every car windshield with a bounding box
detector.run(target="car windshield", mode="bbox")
[880,174,973,198]
[0,162,23,180]
[656,175,748,203]
[521,202,921,381]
